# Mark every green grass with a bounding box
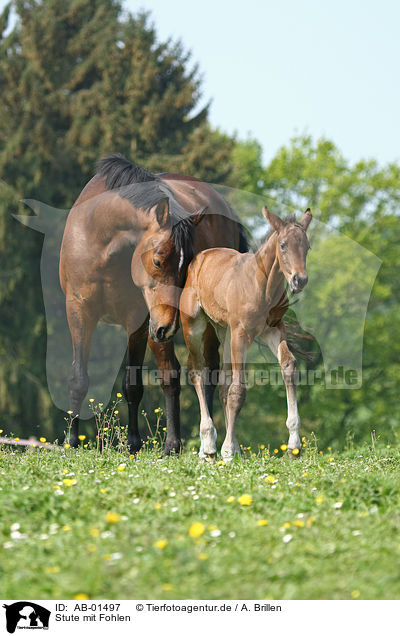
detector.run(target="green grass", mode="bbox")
[1,437,400,600]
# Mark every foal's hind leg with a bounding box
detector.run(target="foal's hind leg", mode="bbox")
[182,310,217,459]
[66,298,97,447]
[123,318,148,454]
[221,329,247,461]
[265,326,301,457]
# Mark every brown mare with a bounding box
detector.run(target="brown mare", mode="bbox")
[179,207,312,460]
[59,154,247,453]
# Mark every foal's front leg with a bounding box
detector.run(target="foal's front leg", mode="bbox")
[265,326,301,457]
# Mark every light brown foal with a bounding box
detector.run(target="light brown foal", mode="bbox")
[180,207,312,460]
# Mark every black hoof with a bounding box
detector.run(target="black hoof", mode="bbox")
[128,437,143,455]
[164,438,181,456]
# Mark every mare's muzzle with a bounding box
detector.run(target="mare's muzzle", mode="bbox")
[290,273,308,294]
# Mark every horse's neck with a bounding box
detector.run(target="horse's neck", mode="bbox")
[251,233,285,305]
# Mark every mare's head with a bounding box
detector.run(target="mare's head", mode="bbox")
[263,207,312,293]
[131,197,206,342]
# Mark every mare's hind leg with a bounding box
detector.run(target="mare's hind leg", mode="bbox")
[264,325,301,457]
[66,298,97,447]
[123,318,149,455]
[182,309,217,459]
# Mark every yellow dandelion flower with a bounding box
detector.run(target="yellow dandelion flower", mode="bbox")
[328,457,335,462]
[39,437,46,443]
[218,460,226,466]
[154,539,168,549]
[53,485,60,490]
[67,410,73,415]
[162,583,173,591]
[0,429,3,434]
[62,525,71,532]
[327,446,332,451]
[283,522,291,529]
[265,475,276,484]
[14,437,20,442]
[103,554,111,561]
[78,435,86,441]
[197,553,208,561]
[260,444,265,450]
[89,398,94,403]
[293,520,305,527]
[386,445,391,449]
[117,464,126,472]
[154,503,162,510]
[154,408,161,413]
[189,522,205,538]
[116,392,122,398]
[106,511,121,524]
[62,478,77,487]
[351,590,360,599]
[291,448,300,456]
[301,436,306,442]
[302,471,308,477]
[129,454,135,459]
[273,448,278,454]
[64,443,70,449]
[280,444,287,451]
[114,410,119,415]
[45,566,59,574]
[237,494,253,506]
[87,543,97,553]
[99,403,103,407]
[90,528,100,537]
[100,488,107,494]
[74,593,89,600]
[315,495,324,504]
[227,495,235,503]
[257,520,269,526]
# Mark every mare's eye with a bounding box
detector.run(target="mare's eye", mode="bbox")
[153,257,162,269]
[280,241,287,251]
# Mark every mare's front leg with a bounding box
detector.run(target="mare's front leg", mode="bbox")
[123,318,149,454]
[265,325,301,457]
[148,337,181,455]
[221,328,248,461]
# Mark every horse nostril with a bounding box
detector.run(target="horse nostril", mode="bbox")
[156,326,166,341]
[298,274,308,289]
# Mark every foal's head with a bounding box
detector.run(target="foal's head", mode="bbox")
[131,198,205,342]
[263,207,312,293]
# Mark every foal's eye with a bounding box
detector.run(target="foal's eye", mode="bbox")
[280,241,287,250]
[153,258,162,269]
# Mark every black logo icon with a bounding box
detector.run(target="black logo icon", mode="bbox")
[2,603,50,633]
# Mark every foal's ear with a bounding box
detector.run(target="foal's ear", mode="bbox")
[263,207,284,232]
[154,198,170,227]
[191,205,208,226]
[300,208,312,230]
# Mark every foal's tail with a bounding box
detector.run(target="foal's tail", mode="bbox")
[238,222,249,253]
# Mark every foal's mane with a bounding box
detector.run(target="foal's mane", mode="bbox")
[96,153,195,261]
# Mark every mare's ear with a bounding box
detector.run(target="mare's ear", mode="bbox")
[154,198,170,227]
[191,206,208,226]
[262,207,284,232]
[300,208,312,230]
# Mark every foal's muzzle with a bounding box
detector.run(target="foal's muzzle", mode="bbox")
[290,273,308,294]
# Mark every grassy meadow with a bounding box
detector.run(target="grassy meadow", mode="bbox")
[0,415,399,600]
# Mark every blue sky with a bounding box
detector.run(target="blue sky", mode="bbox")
[126,0,400,166]
[2,0,399,166]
